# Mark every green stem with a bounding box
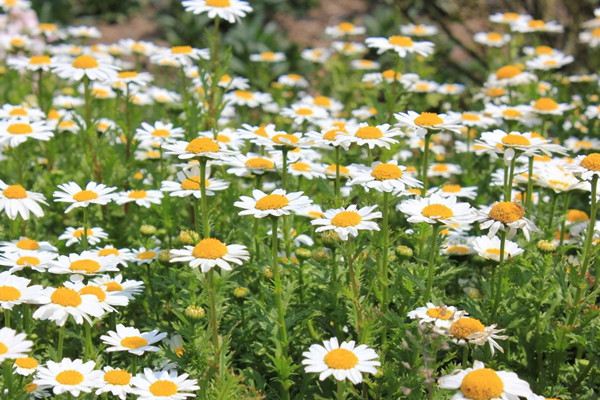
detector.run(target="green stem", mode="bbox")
[3,309,10,328]
[526,156,534,210]
[424,224,440,301]
[206,270,219,352]
[346,241,362,339]
[82,207,89,250]
[504,153,517,201]
[547,192,558,235]
[421,132,432,195]
[559,192,571,247]
[56,325,65,360]
[200,158,209,238]
[334,146,341,203]
[492,231,507,318]
[380,192,390,313]
[281,149,291,258]
[271,218,288,346]
[336,380,346,400]
[583,176,598,277]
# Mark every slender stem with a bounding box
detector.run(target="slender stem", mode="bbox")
[559,192,571,247]
[3,309,10,328]
[582,176,598,277]
[206,269,219,351]
[200,158,209,238]
[421,132,432,195]
[298,260,304,305]
[526,156,534,210]
[336,380,346,400]
[334,146,341,202]
[380,192,390,312]
[346,241,362,338]
[504,153,517,201]
[56,325,65,360]
[492,231,507,318]
[424,224,440,301]
[84,322,93,359]
[547,192,558,235]
[271,217,288,346]
[82,207,89,250]
[281,149,291,258]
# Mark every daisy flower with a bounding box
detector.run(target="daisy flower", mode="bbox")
[33,285,105,326]
[0,181,46,220]
[0,0,30,11]
[163,137,230,160]
[366,35,434,57]
[477,201,538,240]
[398,194,475,228]
[0,119,53,148]
[225,152,278,177]
[234,189,312,218]
[395,111,461,136]
[217,73,249,89]
[100,324,167,355]
[325,21,365,37]
[512,19,563,33]
[311,205,381,240]
[472,235,524,261]
[224,89,272,108]
[438,361,538,400]
[0,237,56,253]
[161,171,229,198]
[302,337,380,384]
[568,153,600,181]
[135,122,184,146]
[449,111,497,128]
[96,367,133,400]
[91,274,144,300]
[408,303,464,328]
[170,238,249,272]
[114,189,163,208]
[488,64,537,87]
[339,123,402,149]
[476,130,564,157]
[150,45,209,67]
[131,247,161,265]
[281,104,328,124]
[67,25,102,39]
[249,51,286,63]
[401,23,438,37]
[277,73,309,88]
[350,59,380,70]
[530,97,573,115]
[53,54,119,82]
[58,226,109,247]
[53,181,117,213]
[439,316,507,355]
[489,12,531,25]
[130,368,199,399]
[301,47,331,63]
[181,0,251,22]
[473,31,511,47]
[34,358,103,397]
[7,54,54,72]
[428,163,463,178]
[527,54,574,70]
[0,327,32,363]
[484,104,540,127]
[428,184,477,199]
[349,161,422,193]
[0,272,44,310]
[13,356,39,376]
[68,278,129,312]
[287,160,326,180]
[48,252,119,275]
[442,236,476,256]
[438,83,465,96]
[580,28,600,47]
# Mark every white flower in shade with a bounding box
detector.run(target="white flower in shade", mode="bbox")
[135,121,184,145]
[398,194,475,228]
[287,160,326,180]
[428,184,477,200]
[67,25,102,39]
[512,19,563,33]
[48,252,119,276]
[0,328,32,362]
[53,181,117,213]
[395,111,461,136]
[488,64,537,87]
[100,324,167,355]
[489,12,531,25]
[472,235,524,262]
[67,278,129,312]
[583,104,600,121]
[249,51,286,63]
[338,123,401,149]
[150,46,209,67]
[0,119,53,148]
[332,41,367,56]
[58,226,109,247]
[428,163,463,178]
[473,31,511,47]
[448,111,497,128]
[53,54,119,82]
[281,104,328,124]
[225,152,278,177]
[0,237,56,253]
[181,0,252,23]
[277,73,309,88]
[92,246,133,267]
[350,161,421,194]
[527,54,574,70]
[477,201,538,240]
[161,171,230,198]
[580,28,600,47]
[112,71,153,89]
[439,361,538,400]
[130,368,199,400]
[301,47,331,63]
[91,274,144,300]
[131,247,161,265]
[33,286,105,326]
[13,356,39,376]
[114,190,163,208]
[311,205,381,240]
[484,104,540,127]
[438,83,465,96]
[568,153,600,181]
[0,0,30,11]
[0,104,45,120]
[170,238,249,272]
[408,303,465,328]
[441,236,476,256]
[302,337,380,384]
[0,272,44,310]
[401,23,438,37]
[0,181,46,220]
[225,90,273,108]
[96,367,133,400]
[350,58,380,70]
[439,316,507,355]
[366,35,434,57]
[325,22,366,37]
[530,97,573,115]
[163,137,230,160]
[217,73,249,89]
[34,358,103,397]
[476,130,564,157]
[7,54,54,72]
[0,249,55,274]
[234,189,312,218]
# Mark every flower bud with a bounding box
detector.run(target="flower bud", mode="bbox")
[184,305,205,319]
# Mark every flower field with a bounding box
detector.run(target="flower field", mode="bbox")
[0,0,599,398]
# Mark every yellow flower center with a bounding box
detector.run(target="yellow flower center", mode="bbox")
[581,153,600,171]
[16,256,40,267]
[486,32,503,41]
[535,45,553,55]
[534,98,558,111]
[69,259,101,273]
[446,245,471,255]
[421,204,453,219]
[185,137,219,154]
[0,286,21,301]
[152,129,170,138]
[16,238,39,250]
[460,368,504,400]
[528,19,545,29]
[389,35,414,47]
[432,164,449,172]
[260,51,276,61]
[488,202,525,223]
[118,71,138,79]
[295,107,314,116]
[192,238,228,259]
[414,112,443,126]
[171,46,192,55]
[56,370,84,385]
[291,162,311,172]
[501,134,530,147]
[10,38,25,47]
[355,126,383,139]
[245,157,275,170]
[72,55,99,69]
[331,211,362,227]
[3,184,27,199]
[137,251,156,260]
[592,28,600,38]
[323,348,359,369]
[566,209,588,223]
[502,109,521,119]
[7,123,33,135]
[128,190,147,199]
[441,184,461,193]
[181,176,205,190]
[121,336,148,349]
[150,380,178,396]
[79,285,106,302]
[486,87,505,97]
[73,190,99,202]
[485,248,503,257]
[255,194,289,210]
[314,96,331,106]
[105,281,123,292]
[426,307,454,320]
[29,55,51,65]
[461,113,480,122]
[338,22,355,32]
[450,317,485,339]
[104,369,131,385]
[502,12,519,21]
[234,90,254,100]
[495,65,522,79]
[371,163,402,180]
[25,383,38,393]
[327,164,349,175]
[73,228,93,238]
[272,134,299,145]
[15,357,38,369]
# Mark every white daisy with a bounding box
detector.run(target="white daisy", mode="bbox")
[0,181,46,220]
[34,358,103,397]
[53,181,117,213]
[568,153,600,181]
[130,368,199,400]
[311,205,381,240]
[96,367,133,400]
[234,189,312,218]
[100,324,167,355]
[170,238,249,272]
[428,184,477,199]
[181,0,253,23]
[339,123,401,149]
[58,226,109,247]
[33,285,105,326]
[0,237,56,253]
[395,111,461,136]
[472,235,524,262]
[477,201,538,240]
[349,161,422,194]
[13,356,39,376]
[407,303,465,328]
[438,316,507,355]
[325,22,365,37]
[0,119,53,148]
[473,31,511,47]
[0,272,44,310]
[249,51,286,63]
[53,54,119,82]
[398,194,475,228]
[48,252,119,275]
[161,171,229,198]
[114,189,163,208]
[366,35,434,57]
[163,137,230,160]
